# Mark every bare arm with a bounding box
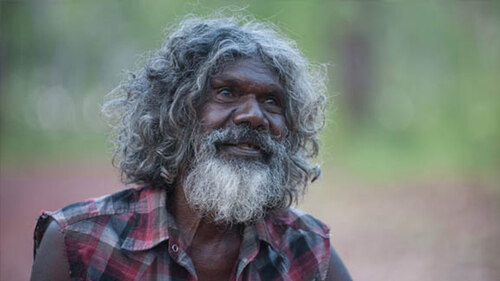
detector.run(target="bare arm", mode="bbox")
[324,244,352,281]
[31,219,72,281]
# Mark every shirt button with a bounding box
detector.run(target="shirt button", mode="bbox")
[171,244,179,252]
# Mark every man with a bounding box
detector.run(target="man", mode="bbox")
[31,16,351,281]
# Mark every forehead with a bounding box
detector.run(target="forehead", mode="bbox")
[210,58,284,92]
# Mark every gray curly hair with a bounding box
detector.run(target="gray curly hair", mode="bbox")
[103,15,327,197]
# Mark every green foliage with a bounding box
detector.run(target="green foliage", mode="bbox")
[1,1,499,179]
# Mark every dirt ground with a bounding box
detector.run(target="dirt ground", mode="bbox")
[1,161,499,281]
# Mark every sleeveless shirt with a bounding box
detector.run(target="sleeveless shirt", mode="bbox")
[34,186,332,281]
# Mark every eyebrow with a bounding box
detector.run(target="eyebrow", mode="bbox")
[210,74,285,94]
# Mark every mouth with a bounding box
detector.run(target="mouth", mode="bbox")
[220,141,264,158]
[234,142,261,151]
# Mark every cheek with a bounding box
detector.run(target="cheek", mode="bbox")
[200,104,233,130]
[268,114,287,138]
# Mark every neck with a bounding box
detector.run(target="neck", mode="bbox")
[169,178,244,281]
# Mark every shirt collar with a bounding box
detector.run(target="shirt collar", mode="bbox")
[120,186,171,251]
[119,186,280,252]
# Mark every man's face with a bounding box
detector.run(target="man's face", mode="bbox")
[200,58,287,159]
[182,58,291,224]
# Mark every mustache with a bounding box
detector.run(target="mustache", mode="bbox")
[198,126,283,156]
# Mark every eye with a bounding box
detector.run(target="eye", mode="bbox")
[218,88,235,98]
[264,96,279,106]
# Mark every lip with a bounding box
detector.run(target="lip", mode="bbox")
[220,143,263,158]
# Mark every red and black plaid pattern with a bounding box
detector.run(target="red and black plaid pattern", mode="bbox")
[34,186,331,281]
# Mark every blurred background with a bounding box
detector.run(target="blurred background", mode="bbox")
[1,1,499,280]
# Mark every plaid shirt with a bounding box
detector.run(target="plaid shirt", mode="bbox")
[34,186,332,281]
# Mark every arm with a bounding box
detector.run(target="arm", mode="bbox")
[31,219,72,281]
[324,244,352,281]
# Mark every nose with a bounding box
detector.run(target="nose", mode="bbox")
[233,96,269,131]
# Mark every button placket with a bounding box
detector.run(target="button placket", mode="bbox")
[168,242,198,279]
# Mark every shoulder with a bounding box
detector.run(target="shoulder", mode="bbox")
[33,186,167,280]
[265,209,352,281]
[265,207,330,239]
[46,186,158,229]
[263,208,332,280]
[34,185,165,254]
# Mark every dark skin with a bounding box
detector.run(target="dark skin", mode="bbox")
[31,58,351,281]
[170,59,287,280]
[201,58,287,139]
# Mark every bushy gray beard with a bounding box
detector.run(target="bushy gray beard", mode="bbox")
[183,127,290,225]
